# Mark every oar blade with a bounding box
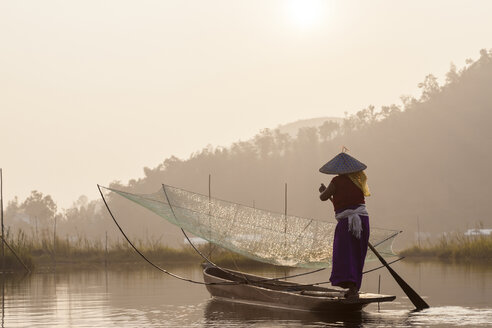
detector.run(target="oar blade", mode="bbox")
[384,260,429,310]
[368,242,429,310]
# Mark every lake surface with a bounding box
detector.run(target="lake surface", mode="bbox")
[1,259,492,327]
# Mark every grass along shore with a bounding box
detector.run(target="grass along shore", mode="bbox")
[0,230,265,272]
[7,229,491,272]
[400,233,492,261]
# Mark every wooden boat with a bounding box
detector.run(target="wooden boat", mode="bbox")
[203,264,395,313]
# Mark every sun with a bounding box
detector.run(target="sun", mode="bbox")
[286,0,327,29]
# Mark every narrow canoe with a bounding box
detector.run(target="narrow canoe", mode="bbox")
[203,265,395,313]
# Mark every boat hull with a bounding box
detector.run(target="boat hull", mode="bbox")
[203,266,395,313]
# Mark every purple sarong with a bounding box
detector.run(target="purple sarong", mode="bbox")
[329,213,370,290]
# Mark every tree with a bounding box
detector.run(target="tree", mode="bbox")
[445,63,460,85]
[418,74,440,102]
[318,120,340,142]
[355,105,377,127]
[254,129,275,160]
[400,95,417,111]
[378,104,401,120]
[4,197,25,229]
[20,191,57,229]
[273,129,292,156]
[342,113,357,135]
[295,127,319,153]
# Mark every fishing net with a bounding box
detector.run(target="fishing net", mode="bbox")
[105,185,399,268]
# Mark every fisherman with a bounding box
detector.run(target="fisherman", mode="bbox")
[318,151,371,298]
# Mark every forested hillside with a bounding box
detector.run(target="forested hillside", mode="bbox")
[6,49,492,248]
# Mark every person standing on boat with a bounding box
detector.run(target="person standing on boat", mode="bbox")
[318,151,371,298]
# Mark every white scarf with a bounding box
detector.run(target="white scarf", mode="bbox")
[335,204,368,239]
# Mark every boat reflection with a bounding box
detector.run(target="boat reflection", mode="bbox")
[204,298,365,327]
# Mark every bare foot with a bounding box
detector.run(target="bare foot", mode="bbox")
[344,287,359,299]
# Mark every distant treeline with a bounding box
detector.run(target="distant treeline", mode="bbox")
[4,48,492,249]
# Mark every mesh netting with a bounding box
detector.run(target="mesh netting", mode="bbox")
[106,185,399,268]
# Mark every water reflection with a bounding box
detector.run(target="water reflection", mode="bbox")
[0,260,491,327]
[204,298,365,327]
[202,298,447,328]
[408,306,492,327]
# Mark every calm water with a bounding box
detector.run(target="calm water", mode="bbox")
[1,260,492,327]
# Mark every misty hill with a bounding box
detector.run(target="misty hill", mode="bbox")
[112,49,491,249]
[6,49,492,250]
[276,117,343,137]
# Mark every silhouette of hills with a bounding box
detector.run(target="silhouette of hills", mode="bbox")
[6,49,492,250]
[276,117,343,137]
[112,49,491,248]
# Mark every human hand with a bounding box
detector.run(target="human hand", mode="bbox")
[319,183,326,193]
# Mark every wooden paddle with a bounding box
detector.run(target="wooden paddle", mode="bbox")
[368,242,429,310]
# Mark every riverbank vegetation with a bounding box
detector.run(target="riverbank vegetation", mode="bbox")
[400,233,492,261]
[1,229,270,272]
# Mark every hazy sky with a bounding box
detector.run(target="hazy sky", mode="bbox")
[1,0,492,208]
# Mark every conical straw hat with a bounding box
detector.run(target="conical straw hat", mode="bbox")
[319,152,367,174]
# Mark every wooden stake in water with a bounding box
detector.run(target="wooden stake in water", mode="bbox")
[105,231,108,268]
[0,171,29,273]
[208,174,212,259]
[1,168,4,271]
[1,271,4,327]
[284,182,288,277]
[284,183,287,233]
[378,274,381,311]
[0,170,30,272]
[53,215,57,272]
[284,183,288,248]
